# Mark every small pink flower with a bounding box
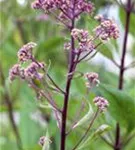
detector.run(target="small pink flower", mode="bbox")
[9,64,21,81]
[24,62,44,80]
[9,64,25,81]
[17,42,37,62]
[94,16,119,41]
[64,42,71,50]
[77,1,94,13]
[94,14,103,22]
[93,96,109,112]
[71,28,89,41]
[85,72,100,88]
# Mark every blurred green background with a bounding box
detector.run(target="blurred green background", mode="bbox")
[0,0,135,150]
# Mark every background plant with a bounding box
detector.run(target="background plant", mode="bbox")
[0,0,135,150]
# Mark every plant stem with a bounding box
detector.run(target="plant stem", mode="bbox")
[115,1,132,150]
[72,109,99,150]
[114,123,121,150]
[47,73,65,95]
[60,1,76,149]
[30,82,62,113]
[118,0,131,90]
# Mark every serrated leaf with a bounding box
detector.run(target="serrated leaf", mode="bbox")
[73,98,93,129]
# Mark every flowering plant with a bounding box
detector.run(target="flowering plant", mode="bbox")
[7,0,135,150]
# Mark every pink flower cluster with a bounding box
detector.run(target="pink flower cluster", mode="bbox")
[71,28,89,42]
[9,64,24,81]
[32,0,94,20]
[93,96,109,112]
[17,42,37,62]
[71,28,95,52]
[85,72,100,89]
[24,62,45,79]
[9,42,45,82]
[77,0,94,14]
[94,15,119,41]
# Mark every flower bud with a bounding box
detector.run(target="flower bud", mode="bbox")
[38,136,46,147]
[85,72,100,89]
[93,96,109,112]
[38,136,52,147]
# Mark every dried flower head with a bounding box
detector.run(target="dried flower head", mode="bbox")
[9,42,46,83]
[93,96,109,112]
[24,62,45,80]
[9,64,24,81]
[32,0,94,20]
[94,16,119,41]
[17,42,37,62]
[85,72,100,88]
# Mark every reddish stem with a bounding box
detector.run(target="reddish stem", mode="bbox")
[115,1,132,150]
[60,1,76,150]
[118,0,131,90]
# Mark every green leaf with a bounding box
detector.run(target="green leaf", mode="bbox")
[93,124,111,137]
[99,84,135,132]
[99,44,113,60]
[38,37,64,52]
[42,130,51,150]
[73,98,93,129]
[19,87,44,149]
[77,124,111,150]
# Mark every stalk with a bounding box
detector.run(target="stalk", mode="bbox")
[118,0,131,90]
[115,0,132,149]
[60,1,76,149]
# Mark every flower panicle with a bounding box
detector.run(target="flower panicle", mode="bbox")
[9,42,46,82]
[71,28,95,53]
[31,0,94,20]
[94,15,119,41]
